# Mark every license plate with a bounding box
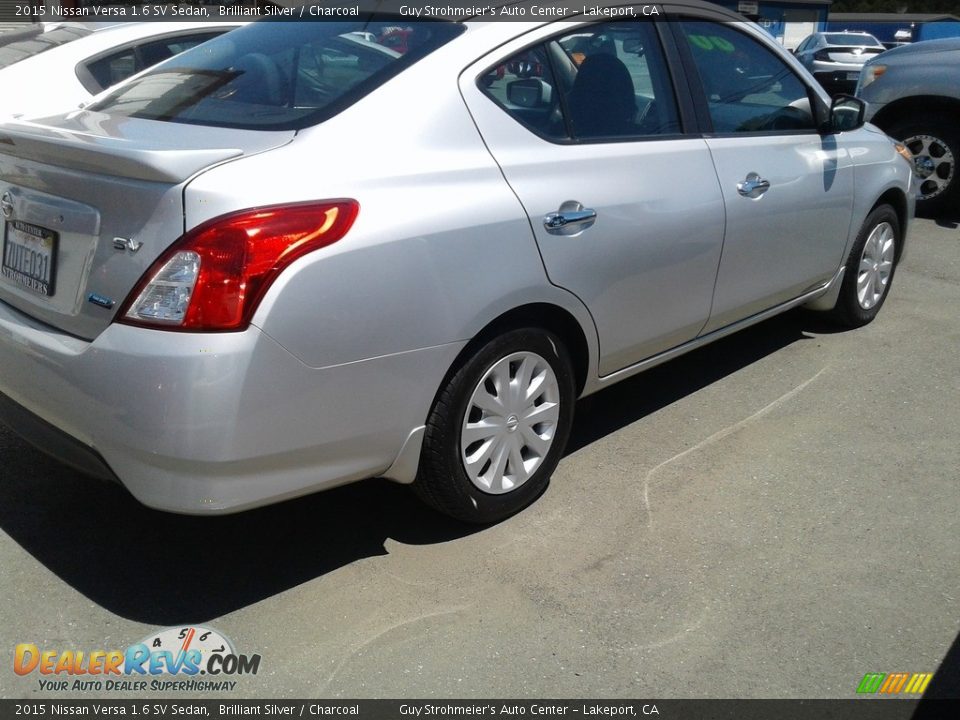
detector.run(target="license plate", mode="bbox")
[846,72,860,81]
[2,220,58,297]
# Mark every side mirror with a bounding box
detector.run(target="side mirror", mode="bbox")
[507,79,552,109]
[829,95,867,133]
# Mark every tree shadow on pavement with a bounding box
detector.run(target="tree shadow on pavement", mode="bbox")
[0,309,838,624]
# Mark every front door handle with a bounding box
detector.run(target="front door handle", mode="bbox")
[543,201,597,235]
[737,173,771,198]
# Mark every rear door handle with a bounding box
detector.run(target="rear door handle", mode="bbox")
[737,173,771,198]
[543,201,597,235]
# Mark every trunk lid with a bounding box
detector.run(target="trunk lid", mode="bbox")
[824,47,884,64]
[0,111,293,339]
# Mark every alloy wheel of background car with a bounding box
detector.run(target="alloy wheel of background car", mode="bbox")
[414,328,576,524]
[887,116,959,216]
[829,204,900,328]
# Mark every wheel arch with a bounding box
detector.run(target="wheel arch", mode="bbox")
[870,188,909,262]
[449,303,592,399]
[871,95,960,132]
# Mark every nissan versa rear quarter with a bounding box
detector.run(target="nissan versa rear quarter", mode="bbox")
[0,2,914,524]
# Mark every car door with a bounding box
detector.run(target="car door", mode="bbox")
[460,20,725,376]
[673,20,855,333]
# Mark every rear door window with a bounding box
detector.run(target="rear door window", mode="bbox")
[480,21,681,142]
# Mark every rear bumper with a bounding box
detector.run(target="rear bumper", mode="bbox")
[812,70,860,95]
[0,300,461,514]
[0,390,119,484]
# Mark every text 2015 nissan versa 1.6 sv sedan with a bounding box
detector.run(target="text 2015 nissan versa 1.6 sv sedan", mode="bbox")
[0,2,914,524]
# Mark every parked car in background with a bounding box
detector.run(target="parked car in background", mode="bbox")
[0,22,90,57]
[0,4,914,525]
[794,31,885,95]
[0,21,245,120]
[857,38,960,216]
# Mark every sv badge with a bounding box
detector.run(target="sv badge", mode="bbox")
[113,237,142,253]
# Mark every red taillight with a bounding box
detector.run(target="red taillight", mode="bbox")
[118,200,359,332]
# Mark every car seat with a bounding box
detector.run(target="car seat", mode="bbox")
[566,54,636,138]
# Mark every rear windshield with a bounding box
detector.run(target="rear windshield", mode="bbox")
[823,33,883,47]
[88,20,464,131]
[0,26,92,70]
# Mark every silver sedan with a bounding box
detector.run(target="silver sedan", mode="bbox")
[0,2,914,524]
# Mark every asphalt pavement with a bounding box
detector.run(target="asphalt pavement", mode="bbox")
[1,216,958,700]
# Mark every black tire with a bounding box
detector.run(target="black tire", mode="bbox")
[414,328,576,524]
[886,115,959,216]
[828,204,901,328]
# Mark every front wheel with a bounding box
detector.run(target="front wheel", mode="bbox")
[828,204,900,328]
[414,328,576,524]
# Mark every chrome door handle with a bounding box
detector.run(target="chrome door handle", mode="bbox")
[543,201,597,235]
[737,173,771,198]
[544,210,596,229]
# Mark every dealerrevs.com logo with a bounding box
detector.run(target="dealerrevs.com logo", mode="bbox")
[14,626,261,692]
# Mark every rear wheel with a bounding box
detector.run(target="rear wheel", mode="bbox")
[828,204,900,328]
[886,115,958,216]
[414,328,576,524]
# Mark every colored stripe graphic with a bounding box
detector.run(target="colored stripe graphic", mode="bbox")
[857,672,933,694]
[903,673,933,694]
[857,673,886,694]
[880,672,909,694]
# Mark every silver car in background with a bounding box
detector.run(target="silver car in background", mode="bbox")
[0,21,246,120]
[0,2,914,524]
[793,31,885,95]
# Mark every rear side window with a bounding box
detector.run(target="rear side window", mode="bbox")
[82,32,224,93]
[88,21,463,131]
[824,33,882,47]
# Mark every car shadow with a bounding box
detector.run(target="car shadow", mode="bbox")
[567,308,839,454]
[918,206,959,229]
[914,628,960,711]
[0,309,833,625]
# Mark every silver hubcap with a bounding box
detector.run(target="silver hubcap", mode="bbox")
[857,221,896,310]
[460,351,560,495]
[904,134,955,201]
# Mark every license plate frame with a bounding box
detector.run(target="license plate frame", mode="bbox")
[2,219,59,297]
